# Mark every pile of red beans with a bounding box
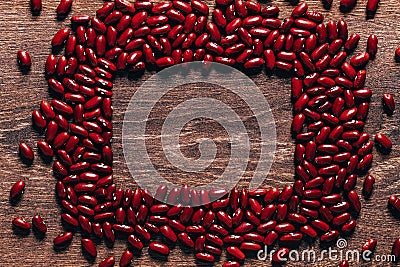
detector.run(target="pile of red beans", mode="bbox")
[12,0,399,266]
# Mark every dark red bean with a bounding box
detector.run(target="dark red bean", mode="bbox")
[392,238,400,260]
[340,0,356,10]
[345,33,360,51]
[223,261,240,267]
[347,190,361,213]
[12,217,31,232]
[367,35,378,58]
[196,252,215,262]
[99,256,115,267]
[375,133,392,150]
[362,238,377,252]
[119,250,133,267]
[226,246,245,260]
[56,0,72,17]
[149,241,170,256]
[53,232,73,246]
[342,220,356,235]
[19,143,34,162]
[52,28,70,47]
[350,52,370,67]
[383,93,395,114]
[363,175,375,197]
[10,180,25,201]
[32,215,47,234]
[31,0,42,13]
[367,0,380,15]
[291,2,308,18]
[17,50,31,69]
[81,238,97,258]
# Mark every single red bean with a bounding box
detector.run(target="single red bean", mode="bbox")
[99,256,115,267]
[81,238,97,258]
[375,133,392,150]
[52,28,70,47]
[195,252,215,262]
[226,246,245,260]
[291,2,308,18]
[345,33,360,51]
[53,232,73,246]
[31,0,42,13]
[392,238,400,260]
[367,34,378,58]
[366,0,380,15]
[10,180,25,201]
[347,190,361,213]
[342,220,356,235]
[149,241,170,256]
[383,93,395,114]
[350,52,370,67]
[17,50,32,69]
[56,0,72,17]
[362,238,377,252]
[363,175,375,197]
[395,47,400,62]
[223,261,240,267]
[32,215,47,234]
[320,230,339,243]
[272,247,290,263]
[340,0,356,10]
[19,143,34,162]
[119,250,133,267]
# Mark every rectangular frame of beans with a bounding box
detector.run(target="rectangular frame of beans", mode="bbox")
[5,0,400,266]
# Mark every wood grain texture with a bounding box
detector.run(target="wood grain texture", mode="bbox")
[0,0,399,266]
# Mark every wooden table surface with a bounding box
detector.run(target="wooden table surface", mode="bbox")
[0,0,399,266]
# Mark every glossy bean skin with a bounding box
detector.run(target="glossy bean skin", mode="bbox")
[17,50,32,69]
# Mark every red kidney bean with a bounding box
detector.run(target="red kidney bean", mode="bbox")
[226,246,245,260]
[119,250,133,267]
[367,35,378,58]
[195,252,215,262]
[99,256,115,267]
[53,232,73,246]
[30,0,42,13]
[52,28,70,47]
[291,2,308,18]
[392,238,400,260]
[350,52,370,67]
[19,143,34,162]
[32,215,47,234]
[340,0,356,10]
[345,33,360,52]
[10,180,25,201]
[56,0,73,17]
[149,242,170,255]
[272,247,289,263]
[71,15,90,25]
[383,93,395,114]
[81,238,97,258]
[375,133,392,150]
[362,238,377,252]
[367,0,380,15]
[347,190,361,213]
[363,175,375,197]
[17,50,31,69]
[395,48,400,62]
[223,261,240,267]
